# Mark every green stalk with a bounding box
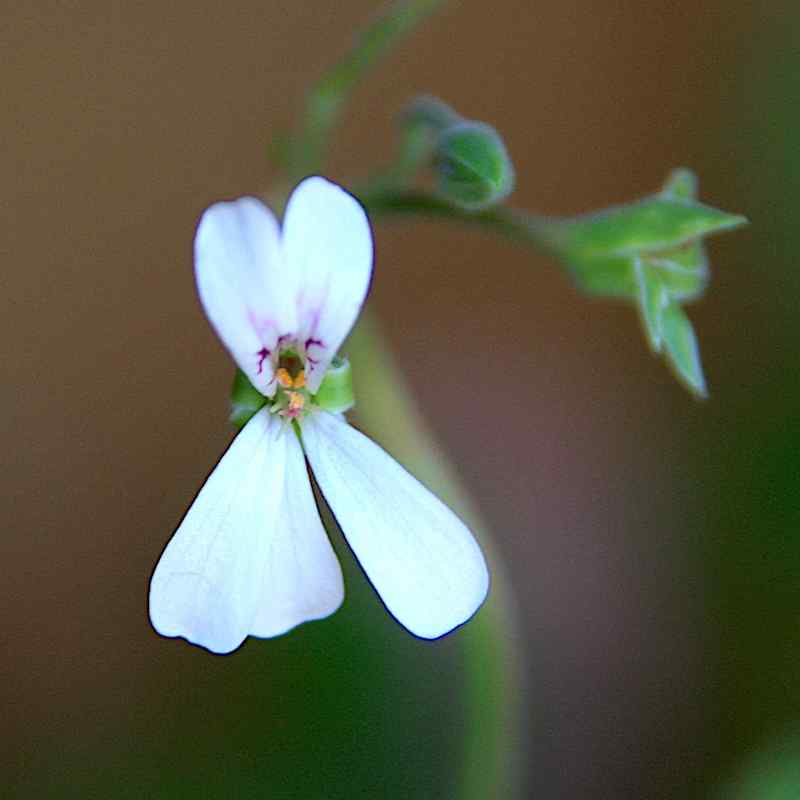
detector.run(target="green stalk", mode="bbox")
[293,0,451,177]
[361,187,561,256]
[347,312,522,799]
[288,4,522,793]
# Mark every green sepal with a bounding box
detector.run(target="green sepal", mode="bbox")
[313,356,355,413]
[230,369,267,430]
[434,121,514,211]
[661,302,708,398]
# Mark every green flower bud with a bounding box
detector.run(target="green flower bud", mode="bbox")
[396,96,515,211]
[434,122,515,211]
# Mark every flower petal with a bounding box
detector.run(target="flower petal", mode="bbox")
[301,412,489,639]
[249,425,344,638]
[194,197,294,395]
[149,408,287,654]
[281,177,373,392]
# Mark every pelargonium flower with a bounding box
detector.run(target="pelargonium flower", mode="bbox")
[149,176,489,654]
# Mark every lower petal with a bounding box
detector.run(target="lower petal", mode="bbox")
[249,428,344,638]
[301,412,489,639]
[149,408,287,654]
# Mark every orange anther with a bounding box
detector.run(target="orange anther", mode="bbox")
[276,367,293,388]
[293,370,306,389]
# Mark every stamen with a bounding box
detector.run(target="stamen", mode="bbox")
[284,391,305,418]
[271,343,313,419]
[275,367,293,388]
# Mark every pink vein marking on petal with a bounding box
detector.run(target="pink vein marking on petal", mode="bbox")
[304,337,324,366]
[256,347,271,375]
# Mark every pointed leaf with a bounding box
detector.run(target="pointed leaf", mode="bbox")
[643,248,709,302]
[662,167,698,201]
[563,196,747,258]
[634,258,667,352]
[565,253,638,299]
[662,303,708,398]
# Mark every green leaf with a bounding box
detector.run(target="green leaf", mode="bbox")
[361,167,745,400]
[562,196,747,259]
[662,303,708,398]
[634,258,668,352]
[435,121,515,210]
[661,166,699,201]
[229,369,267,429]
[642,247,709,302]
[714,729,800,800]
[565,252,637,299]
[563,236,710,303]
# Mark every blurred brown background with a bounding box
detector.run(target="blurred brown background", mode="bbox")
[4,1,796,798]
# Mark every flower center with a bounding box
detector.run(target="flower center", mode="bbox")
[271,351,311,420]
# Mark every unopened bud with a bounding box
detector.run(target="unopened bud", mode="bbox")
[434,122,515,211]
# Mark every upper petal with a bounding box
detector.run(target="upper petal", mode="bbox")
[194,197,295,395]
[249,425,344,638]
[281,177,373,392]
[149,408,288,654]
[301,412,489,639]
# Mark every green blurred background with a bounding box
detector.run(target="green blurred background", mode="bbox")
[3,1,799,797]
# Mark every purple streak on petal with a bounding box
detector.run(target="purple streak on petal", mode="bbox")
[256,347,271,375]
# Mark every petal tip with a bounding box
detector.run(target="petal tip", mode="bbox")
[149,571,249,655]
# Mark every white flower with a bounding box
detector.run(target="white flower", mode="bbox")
[149,176,489,654]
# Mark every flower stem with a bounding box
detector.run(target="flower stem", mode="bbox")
[285,4,521,793]
[360,187,563,258]
[292,0,451,178]
[347,312,522,799]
